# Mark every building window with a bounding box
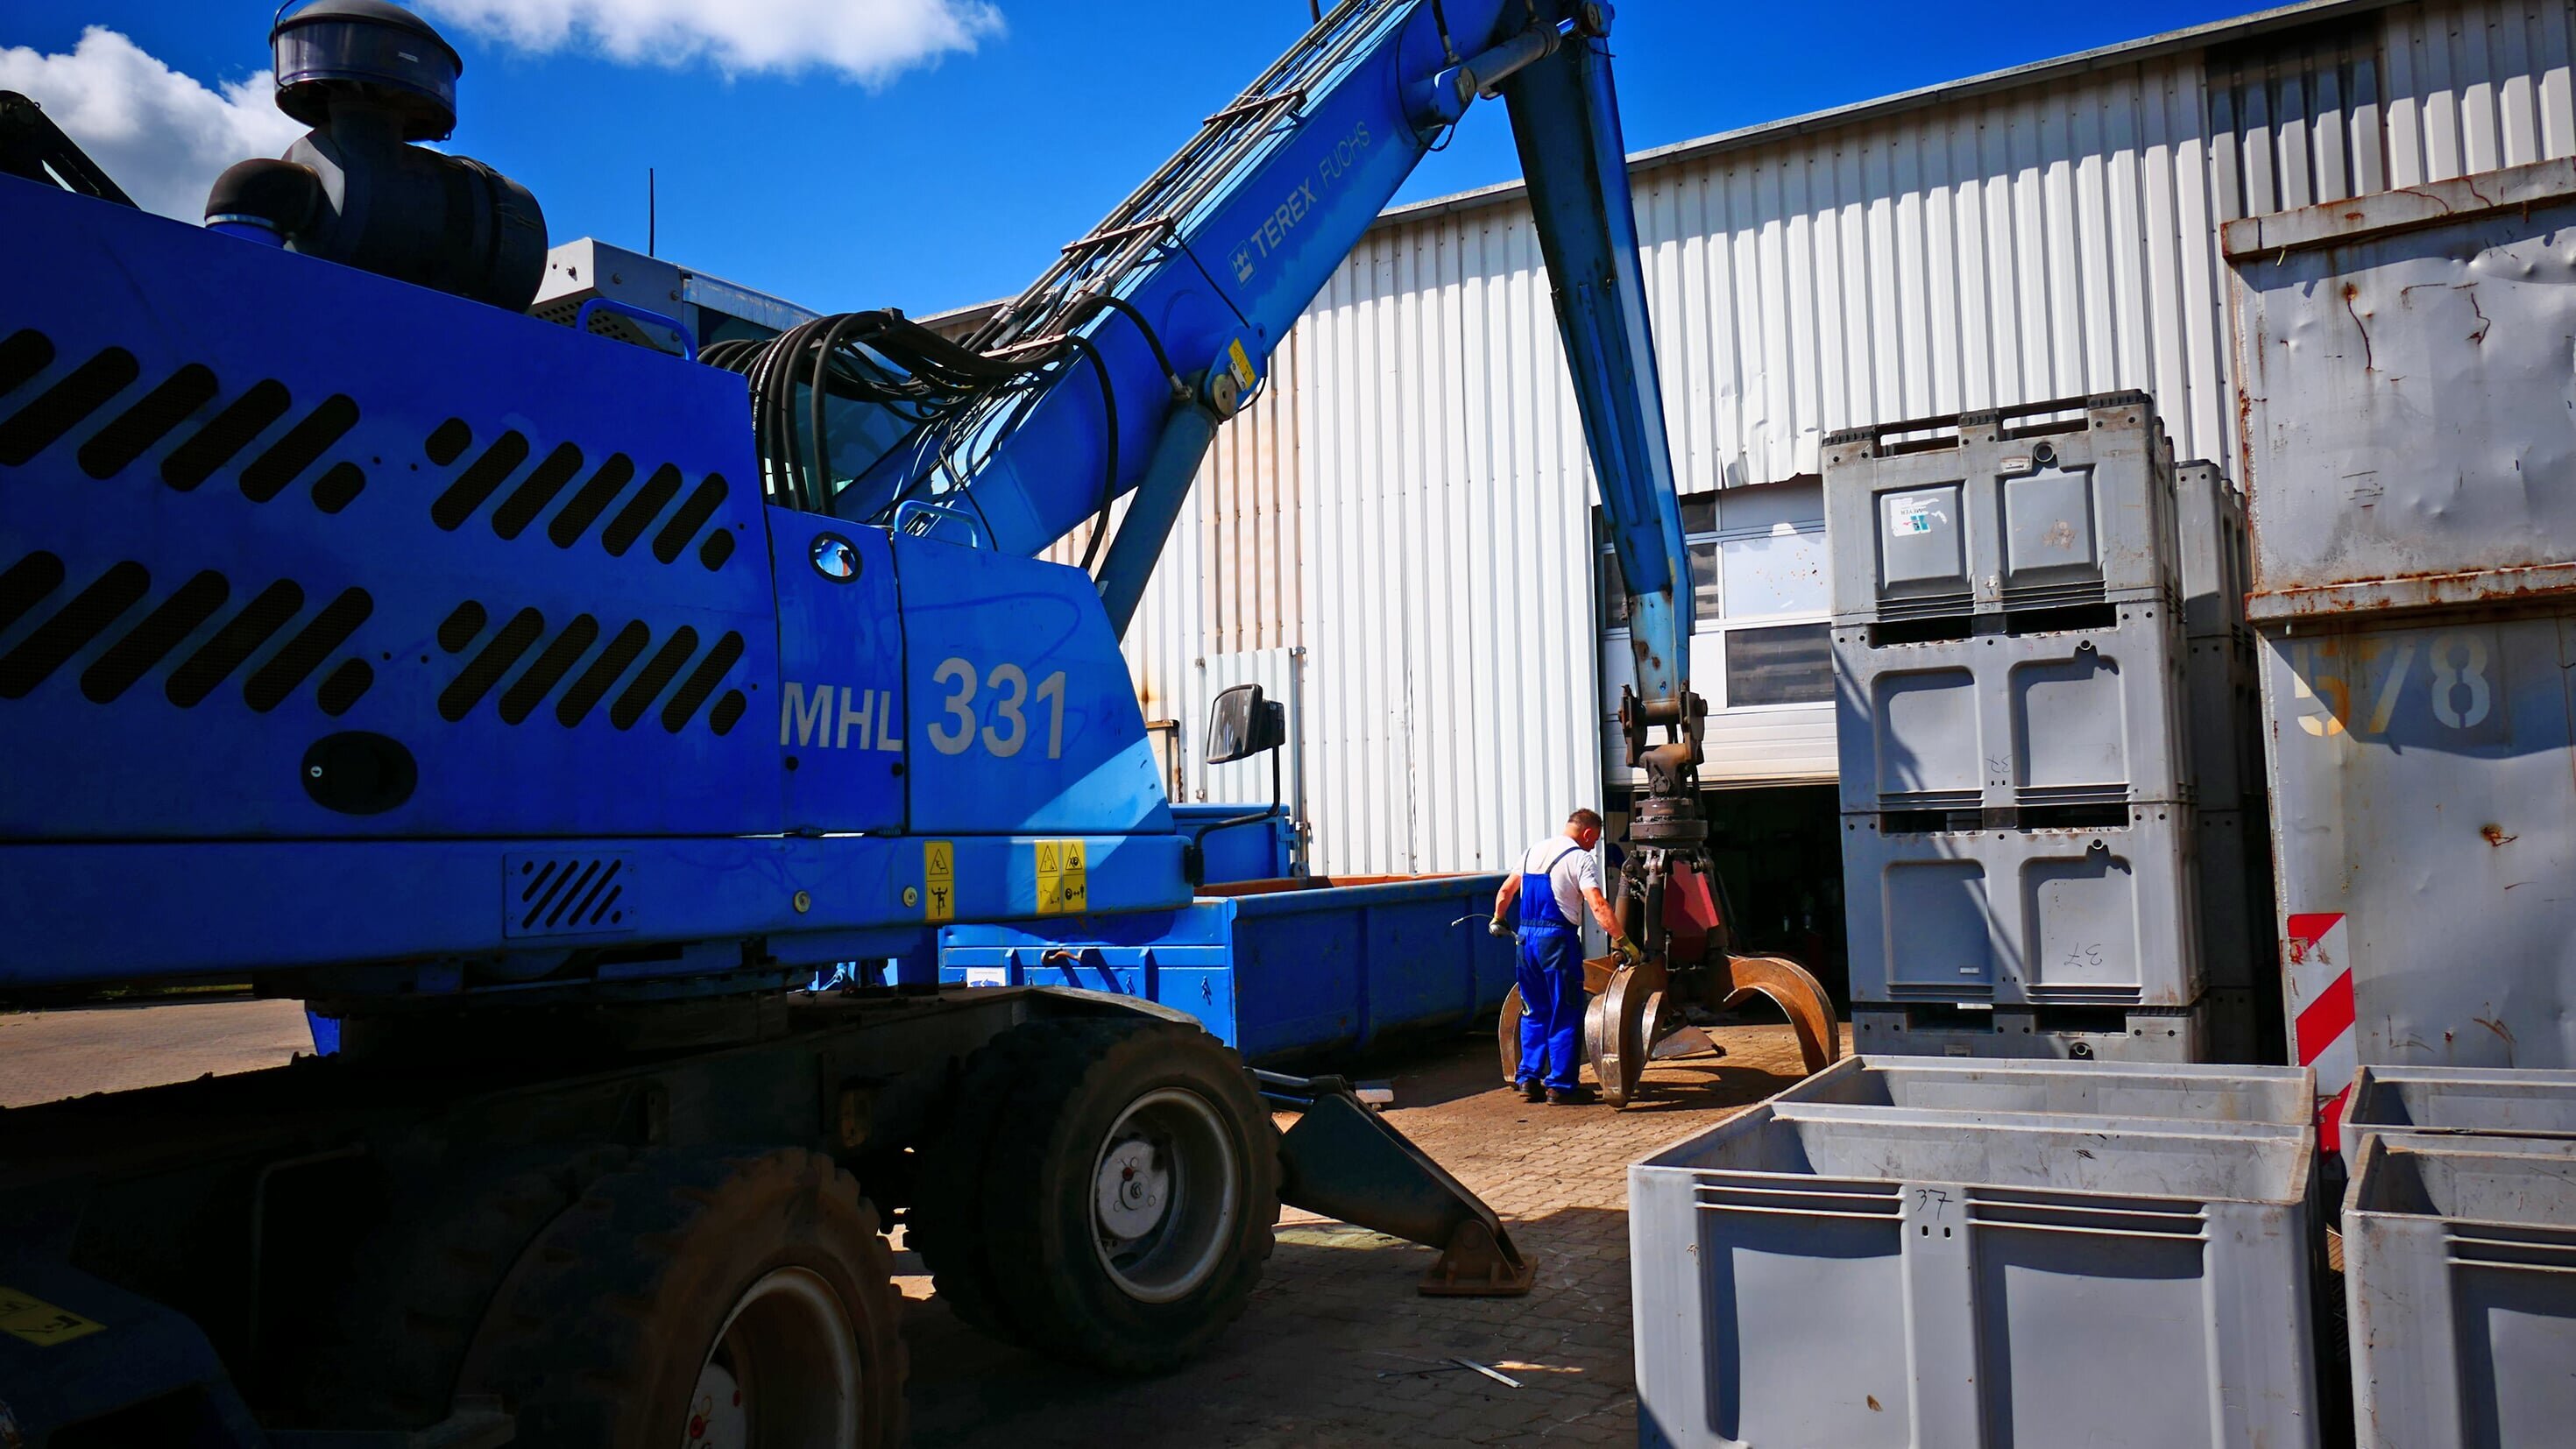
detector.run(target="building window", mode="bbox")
[1601,551,1631,627]
[1718,529,1826,618]
[1599,483,1830,711]
[1724,622,1834,706]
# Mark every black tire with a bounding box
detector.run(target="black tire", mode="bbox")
[277,1147,629,1429]
[462,1147,906,1448]
[933,1017,1279,1375]
[906,1018,1079,1339]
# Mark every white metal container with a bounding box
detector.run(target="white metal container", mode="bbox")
[1779,1053,2311,1122]
[1823,393,2180,627]
[1631,1099,2318,1449]
[1834,602,2194,816]
[2338,1064,2576,1172]
[1853,1000,2209,1064]
[2341,1131,2576,1449]
[1842,806,2204,1008]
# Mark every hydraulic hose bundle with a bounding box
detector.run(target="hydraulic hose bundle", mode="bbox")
[703,298,1182,567]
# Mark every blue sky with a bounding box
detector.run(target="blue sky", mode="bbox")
[4,0,2257,317]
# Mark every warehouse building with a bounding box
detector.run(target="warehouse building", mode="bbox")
[1023,0,2576,984]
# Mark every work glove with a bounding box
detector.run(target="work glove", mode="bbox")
[1612,934,1645,969]
[1488,914,1513,939]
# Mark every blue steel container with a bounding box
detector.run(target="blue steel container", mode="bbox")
[939,873,1510,1064]
[1171,804,1299,885]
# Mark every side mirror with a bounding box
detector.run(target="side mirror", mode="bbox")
[1205,682,1287,765]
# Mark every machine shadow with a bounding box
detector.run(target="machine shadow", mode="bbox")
[900,1201,1648,1449]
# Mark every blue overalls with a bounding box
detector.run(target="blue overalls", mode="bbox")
[1516,842,1589,1092]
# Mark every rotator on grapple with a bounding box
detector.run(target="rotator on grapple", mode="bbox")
[1591,689,1842,1107]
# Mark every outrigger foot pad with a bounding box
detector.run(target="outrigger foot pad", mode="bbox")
[1256,1071,1536,1298]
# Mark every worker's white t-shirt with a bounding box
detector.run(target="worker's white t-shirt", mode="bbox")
[1518,834,1603,927]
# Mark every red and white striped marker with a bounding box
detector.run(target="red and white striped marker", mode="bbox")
[2285,912,2355,1150]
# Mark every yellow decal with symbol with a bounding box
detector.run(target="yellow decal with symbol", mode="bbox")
[1,1286,104,1347]
[1226,339,1257,394]
[1034,839,1088,915]
[923,841,954,922]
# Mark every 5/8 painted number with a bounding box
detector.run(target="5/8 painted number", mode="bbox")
[927,657,1067,759]
[2291,631,2495,738]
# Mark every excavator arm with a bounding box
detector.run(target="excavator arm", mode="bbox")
[780,0,1836,1099]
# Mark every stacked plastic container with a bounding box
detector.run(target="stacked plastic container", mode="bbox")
[1825,393,2212,1061]
[1631,1057,2322,1449]
[2176,460,2279,1063]
[2335,1066,2576,1448]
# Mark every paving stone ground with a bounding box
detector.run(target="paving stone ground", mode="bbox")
[901,1021,1850,1449]
[1,996,1844,1446]
[0,996,315,1107]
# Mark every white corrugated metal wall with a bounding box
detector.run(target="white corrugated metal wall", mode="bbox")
[1077,0,2574,876]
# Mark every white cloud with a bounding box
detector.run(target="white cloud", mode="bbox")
[416,0,1005,82]
[0,27,305,223]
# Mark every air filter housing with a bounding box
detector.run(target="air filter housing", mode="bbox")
[206,0,544,311]
[272,0,463,141]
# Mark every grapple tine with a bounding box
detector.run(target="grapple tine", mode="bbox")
[1721,954,1844,1075]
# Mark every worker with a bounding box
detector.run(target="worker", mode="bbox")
[1490,808,1639,1106]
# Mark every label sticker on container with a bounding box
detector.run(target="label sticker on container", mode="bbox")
[964,966,1008,988]
[0,1287,104,1347]
[1888,495,1938,535]
[1035,839,1088,915]
[923,840,954,922]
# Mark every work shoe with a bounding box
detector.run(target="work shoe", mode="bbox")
[1546,1085,1597,1106]
[1517,1078,1546,1103]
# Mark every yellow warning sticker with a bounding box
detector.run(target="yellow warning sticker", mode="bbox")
[1035,839,1088,915]
[1225,338,1257,393]
[923,840,955,922]
[0,1286,104,1347]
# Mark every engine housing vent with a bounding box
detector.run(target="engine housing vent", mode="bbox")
[502,852,635,937]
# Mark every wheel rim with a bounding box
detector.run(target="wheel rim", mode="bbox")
[1088,1085,1240,1304]
[681,1267,861,1449]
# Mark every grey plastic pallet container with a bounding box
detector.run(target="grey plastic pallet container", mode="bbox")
[2185,632,2260,808]
[1779,1053,2311,1122]
[1632,1100,2319,1449]
[1823,392,2180,626]
[2197,809,2264,993]
[1852,999,2209,1062]
[2337,1064,2576,1171]
[1842,807,2204,1007]
[2342,1130,2576,1449]
[1835,601,2193,815]
[2208,987,2263,1064]
[2176,459,2248,641]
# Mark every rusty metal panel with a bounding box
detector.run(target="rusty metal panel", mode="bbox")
[2226,156,2576,619]
[2262,611,2576,1106]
